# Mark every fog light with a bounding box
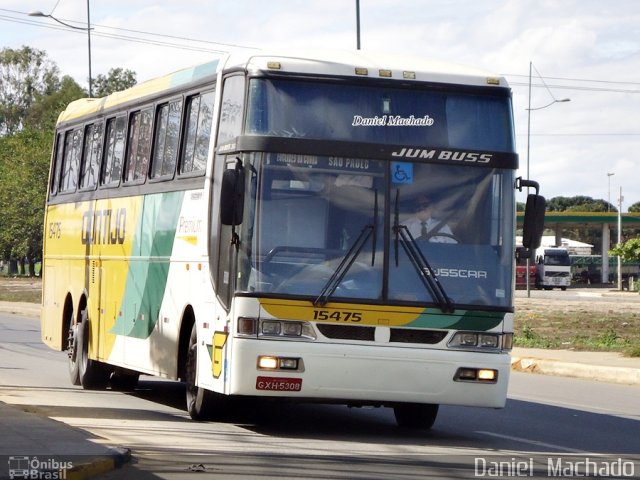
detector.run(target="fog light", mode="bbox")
[279,358,299,370]
[457,368,477,380]
[478,369,498,381]
[257,356,278,370]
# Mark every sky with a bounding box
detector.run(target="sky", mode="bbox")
[1,0,639,210]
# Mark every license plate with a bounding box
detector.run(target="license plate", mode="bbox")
[256,376,302,392]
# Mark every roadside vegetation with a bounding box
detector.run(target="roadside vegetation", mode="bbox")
[515,295,640,357]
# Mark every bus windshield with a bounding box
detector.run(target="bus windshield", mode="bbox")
[246,78,514,151]
[236,152,515,309]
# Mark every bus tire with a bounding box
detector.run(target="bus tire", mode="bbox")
[67,322,81,386]
[393,403,439,429]
[77,309,110,390]
[185,322,223,420]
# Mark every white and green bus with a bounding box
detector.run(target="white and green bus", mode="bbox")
[41,50,544,428]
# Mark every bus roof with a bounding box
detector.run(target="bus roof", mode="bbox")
[56,49,508,125]
[227,49,507,89]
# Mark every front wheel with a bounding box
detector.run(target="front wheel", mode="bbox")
[393,403,439,429]
[185,323,228,420]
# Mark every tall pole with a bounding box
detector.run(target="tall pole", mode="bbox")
[617,186,623,290]
[356,0,361,50]
[525,61,532,297]
[87,0,93,97]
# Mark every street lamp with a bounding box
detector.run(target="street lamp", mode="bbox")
[607,172,615,212]
[28,0,93,97]
[524,61,570,297]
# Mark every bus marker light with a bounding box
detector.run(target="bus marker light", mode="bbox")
[267,62,282,70]
[238,317,257,335]
[355,67,368,76]
[486,77,500,85]
[379,69,392,78]
[403,71,416,79]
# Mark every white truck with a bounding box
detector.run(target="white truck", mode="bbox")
[535,246,571,290]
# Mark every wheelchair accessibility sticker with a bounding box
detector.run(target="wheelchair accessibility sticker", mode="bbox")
[391,162,413,184]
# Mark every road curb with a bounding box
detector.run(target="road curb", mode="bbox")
[511,356,640,385]
[65,448,131,480]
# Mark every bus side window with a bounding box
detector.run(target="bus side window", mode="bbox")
[79,123,103,190]
[181,90,215,175]
[59,127,83,193]
[124,107,153,184]
[50,132,65,196]
[101,116,126,187]
[150,99,183,179]
[217,76,245,145]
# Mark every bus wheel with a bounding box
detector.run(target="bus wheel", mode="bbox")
[393,403,439,429]
[67,322,81,386]
[77,309,110,390]
[185,322,219,420]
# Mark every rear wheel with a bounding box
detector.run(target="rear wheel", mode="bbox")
[67,322,81,386]
[77,309,110,390]
[393,403,439,429]
[185,322,227,420]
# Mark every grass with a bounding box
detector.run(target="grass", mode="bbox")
[514,301,640,357]
[0,275,42,303]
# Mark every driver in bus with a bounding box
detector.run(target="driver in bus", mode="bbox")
[405,195,456,243]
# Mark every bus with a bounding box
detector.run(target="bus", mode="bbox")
[535,246,571,290]
[41,50,544,429]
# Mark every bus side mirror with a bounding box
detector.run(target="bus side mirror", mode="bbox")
[220,163,245,226]
[522,193,545,250]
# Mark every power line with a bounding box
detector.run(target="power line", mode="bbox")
[0,8,256,53]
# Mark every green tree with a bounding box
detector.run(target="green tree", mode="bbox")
[0,128,52,275]
[25,75,85,132]
[0,46,59,135]
[629,202,640,213]
[610,238,640,263]
[546,196,614,213]
[93,67,137,97]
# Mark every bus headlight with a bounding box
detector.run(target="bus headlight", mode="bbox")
[237,318,316,340]
[259,319,316,340]
[448,332,505,351]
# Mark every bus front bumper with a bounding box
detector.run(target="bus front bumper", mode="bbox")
[229,338,510,408]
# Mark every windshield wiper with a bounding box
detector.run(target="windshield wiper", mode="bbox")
[314,224,373,307]
[393,189,454,314]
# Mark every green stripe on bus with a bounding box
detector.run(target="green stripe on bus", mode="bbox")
[114,191,185,339]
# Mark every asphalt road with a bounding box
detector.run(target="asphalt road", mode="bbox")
[1,313,639,479]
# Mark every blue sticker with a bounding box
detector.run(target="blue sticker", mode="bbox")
[391,162,413,184]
